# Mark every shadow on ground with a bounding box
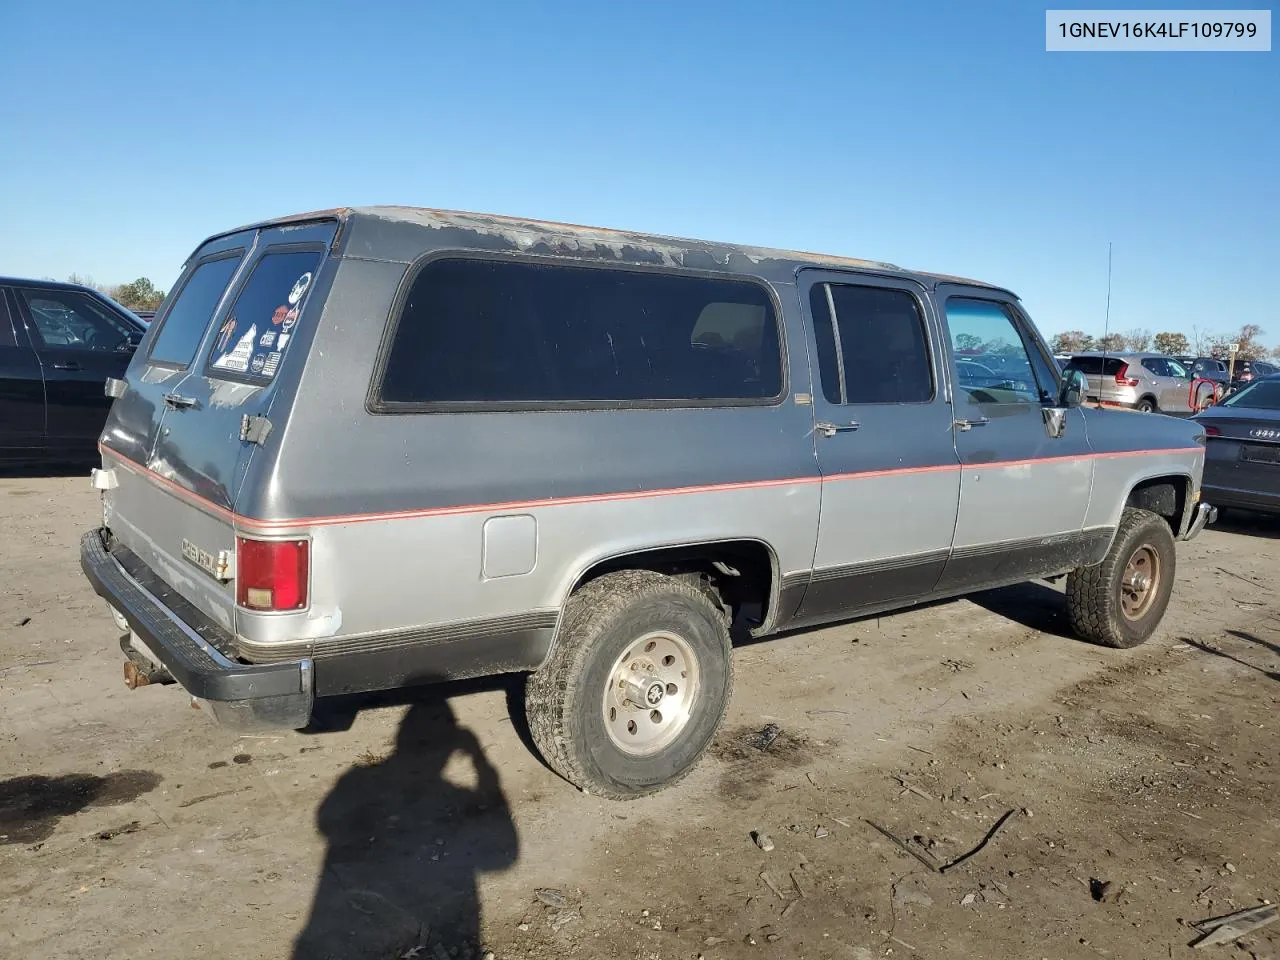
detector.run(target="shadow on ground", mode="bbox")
[293,681,519,960]
[966,580,1079,641]
[1182,632,1280,683]
[1210,508,1280,540]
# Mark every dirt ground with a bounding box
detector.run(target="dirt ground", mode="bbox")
[1,473,1277,960]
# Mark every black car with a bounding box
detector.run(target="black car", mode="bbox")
[1,276,146,463]
[1194,373,1280,516]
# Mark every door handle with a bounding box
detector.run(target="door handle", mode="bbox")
[51,361,81,371]
[816,420,860,438]
[162,393,200,411]
[954,417,990,431]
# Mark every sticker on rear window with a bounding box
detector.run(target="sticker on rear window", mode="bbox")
[207,251,321,382]
[211,323,258,373]
[288,272,312,305]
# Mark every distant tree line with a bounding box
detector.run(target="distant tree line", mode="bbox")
[56,273,166,312]
[1050,324,1279,362]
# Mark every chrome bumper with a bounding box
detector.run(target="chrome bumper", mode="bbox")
[1182,502,1218,541]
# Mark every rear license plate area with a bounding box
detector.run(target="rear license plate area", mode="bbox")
[1241,444,1280,465]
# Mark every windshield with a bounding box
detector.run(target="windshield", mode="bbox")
[1223,379,1280,411]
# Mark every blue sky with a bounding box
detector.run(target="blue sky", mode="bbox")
[1,0,1275,345]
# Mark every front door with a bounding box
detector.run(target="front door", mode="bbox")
[935,290,1096,593]
[795,272,960,624]
[12,285,140,451]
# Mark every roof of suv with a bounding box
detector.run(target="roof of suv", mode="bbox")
[203,205,1014,295]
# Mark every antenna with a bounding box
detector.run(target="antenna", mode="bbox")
[1100,242,1113,399]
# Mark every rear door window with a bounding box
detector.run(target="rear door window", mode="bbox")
[207,250,322,381]
[148,255,243,367]
[808,283,933,404]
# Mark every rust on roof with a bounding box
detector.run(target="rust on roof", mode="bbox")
[206,205,1007,291]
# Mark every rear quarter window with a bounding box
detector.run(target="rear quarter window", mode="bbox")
[374,258,784,409]
[207,250,322,381]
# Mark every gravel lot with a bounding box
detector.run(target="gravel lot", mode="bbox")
[2,473,1277,960]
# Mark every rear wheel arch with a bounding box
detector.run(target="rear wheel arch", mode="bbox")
[545,538,781,658]
[1134,394,1158,412]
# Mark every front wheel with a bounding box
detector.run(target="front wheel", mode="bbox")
[1066,507,1176,648]
[525,570,733,799]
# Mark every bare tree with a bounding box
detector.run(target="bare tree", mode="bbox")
[1152,332,1190,355]
[1049,330,1094,353]
[1121,328,1152,351]
[1097,332,1126,353]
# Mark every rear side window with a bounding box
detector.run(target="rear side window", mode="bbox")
[376,258,783,407]
[208,250,322,381]
[148,255,243,366]
[809,283,933,404]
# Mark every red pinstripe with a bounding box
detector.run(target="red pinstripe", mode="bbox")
[98,443,1196,533]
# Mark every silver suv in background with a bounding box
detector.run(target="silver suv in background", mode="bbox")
[1065,352,1195,414]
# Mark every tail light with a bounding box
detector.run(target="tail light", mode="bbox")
[236,537,309,611]
[1114,363,1140,387]
[1203,425,1221,437]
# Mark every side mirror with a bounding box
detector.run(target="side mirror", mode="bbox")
[1060,369,1087,408]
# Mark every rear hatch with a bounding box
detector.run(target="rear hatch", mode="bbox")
[1199,387,1280,493]
[100,218,339,635]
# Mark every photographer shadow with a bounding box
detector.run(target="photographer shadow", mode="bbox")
[293,684,518,960]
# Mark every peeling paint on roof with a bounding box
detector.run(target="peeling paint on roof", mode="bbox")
[209,205,1009,293]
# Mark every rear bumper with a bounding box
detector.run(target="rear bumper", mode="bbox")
[1181,501,1218,540]
[80,528,314,729]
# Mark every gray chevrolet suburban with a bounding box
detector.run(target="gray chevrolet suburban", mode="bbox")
[80,207,1215,798]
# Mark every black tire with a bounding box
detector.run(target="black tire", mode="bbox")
[1134,396,1157,413]
[1066,507,1176,648]
[525,570,733,799]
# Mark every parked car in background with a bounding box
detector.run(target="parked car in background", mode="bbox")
[1064,352,1195,414]
[1179,356,1231,388]
[0,276,145,462]
[80,206,1211,799]
[1232,358,1278,390]
[1195,373,1280,515]
[130,309,156,324]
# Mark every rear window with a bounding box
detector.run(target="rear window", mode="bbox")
[376,258,783,408]
[1067,356,1126,376]
[148,254,243,366]
[208,250,322,381]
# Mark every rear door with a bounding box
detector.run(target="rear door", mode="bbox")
[794,272,960,623]
[12,286,143,450]
[101,220,336,632]
[0,290,45,453]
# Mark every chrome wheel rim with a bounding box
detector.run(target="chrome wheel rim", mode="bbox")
[1120,544,1161,620]
[602,631,700,756]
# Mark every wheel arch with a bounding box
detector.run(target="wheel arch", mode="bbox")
[540,536,783,665]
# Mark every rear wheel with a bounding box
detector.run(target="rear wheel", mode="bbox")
[525,570,733,799]
[1066,507,1176,648]
[1134,396,1157,413]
